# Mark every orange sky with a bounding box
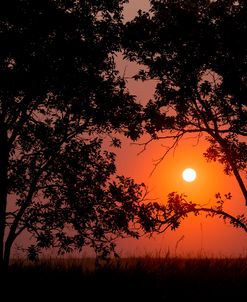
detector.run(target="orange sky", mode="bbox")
[123,0,151,22]
[13,1,247,259]
[116,133,247,257]
[114,0,247,257]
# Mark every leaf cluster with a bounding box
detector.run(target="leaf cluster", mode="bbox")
[141,192,247,235]
[123,0,247,202]
[1,0,143,262]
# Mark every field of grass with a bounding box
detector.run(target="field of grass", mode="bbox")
[4,256,247,301]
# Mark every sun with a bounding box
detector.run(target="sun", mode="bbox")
[182,168,197,182]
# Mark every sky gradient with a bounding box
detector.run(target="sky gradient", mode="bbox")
[11,0,247,259]
[113,0,247,257]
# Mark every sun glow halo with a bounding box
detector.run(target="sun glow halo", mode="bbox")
[182,168,197,182]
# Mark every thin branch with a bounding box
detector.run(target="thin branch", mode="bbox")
[157,206,247,234]
[150,134,183,176]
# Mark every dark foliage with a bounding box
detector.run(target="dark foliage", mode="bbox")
[143,192,247,234]
[123,0,247,203]
[0,0,146,269]
[1,0,247,273]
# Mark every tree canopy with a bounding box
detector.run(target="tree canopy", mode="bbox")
[1,0,247,272]
[123,0,247,203]
[0,0,146,269]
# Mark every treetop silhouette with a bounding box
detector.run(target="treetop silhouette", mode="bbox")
[124,0,247,203]
[1,0,247,272]
[0,0,145,270]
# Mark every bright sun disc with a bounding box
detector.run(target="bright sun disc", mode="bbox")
[182,168,197,182]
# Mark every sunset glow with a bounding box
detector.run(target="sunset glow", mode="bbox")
[3,0,247,267]
[182,168,197,182]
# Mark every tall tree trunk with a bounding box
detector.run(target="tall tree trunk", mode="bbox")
[215,133,247,205]
[226,154,247,206]
[0,125,9,272]
[3,234,15,269]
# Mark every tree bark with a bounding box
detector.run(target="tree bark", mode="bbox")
[3,234,16,269]
[215,134,247,206]
[0,125,9,272]
[226,155,247,206]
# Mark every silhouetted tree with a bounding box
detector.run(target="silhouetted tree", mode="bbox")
[2,0,247,274]
[141,192,247,236]
[124,0,247,204]
[0,0,148,270]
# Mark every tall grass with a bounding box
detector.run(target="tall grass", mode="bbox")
[5,256,247,301]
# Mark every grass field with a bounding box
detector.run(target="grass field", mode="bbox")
[4,256,247,301]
